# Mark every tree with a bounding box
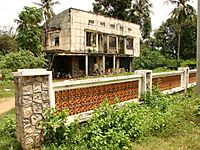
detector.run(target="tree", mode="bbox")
[33,0,59,30]
[16,7,43,56]
[93,0,132,20]
[129,0,152,40]
[0,34,17,55]
[165,0,195,61]
[93,0,153,40]
[153,16,197,60]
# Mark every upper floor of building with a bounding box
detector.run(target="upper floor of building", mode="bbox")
[45,8,141,57]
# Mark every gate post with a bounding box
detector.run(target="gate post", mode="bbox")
[135,70,152,96]
[178,67,189,93]
[13,69,54,149]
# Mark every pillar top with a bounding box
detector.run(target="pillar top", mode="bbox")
[12,69,51,77]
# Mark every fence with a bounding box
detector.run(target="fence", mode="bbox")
[13,67,196,149]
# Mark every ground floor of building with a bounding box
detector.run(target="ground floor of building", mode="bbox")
[49,54,133,78]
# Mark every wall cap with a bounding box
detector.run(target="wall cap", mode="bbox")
[12,69,51,77]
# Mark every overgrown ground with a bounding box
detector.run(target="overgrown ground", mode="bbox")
[0,88,199,150]
[0,109,21,150]
[0,81,14,99]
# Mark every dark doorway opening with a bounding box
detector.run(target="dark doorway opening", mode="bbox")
[120,57,130,71]
[52,56,72,78]
[105,57,113,69]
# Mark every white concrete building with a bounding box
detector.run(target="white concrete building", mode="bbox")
[45,8,141,78]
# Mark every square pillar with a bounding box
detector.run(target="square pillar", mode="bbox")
[85,55,89,76]
[103,55,106,74]
[96,33,99,52]
[116,36,119,53]
[107,35,109,52]
[129,58,133,72]
[12,69,53,149]
[135,70,152,96]
[178,67,189,93]
[116,57,120,69]
[124,37,127,54]
[113,55,116,74]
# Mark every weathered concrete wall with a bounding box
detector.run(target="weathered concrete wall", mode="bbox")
[46,8,140,57]
[71,57,85,78]
[13,69,53,149]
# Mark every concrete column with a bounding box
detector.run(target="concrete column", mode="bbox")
[113,55,116,73]
[135,70,152,97]
[85,55,89,76]
[178,67,189,93]
[116,57,120,69]
[107,35,109,53]
[124,37,127,54]
[103,55,106,74]
[96,33,98,52]
[12,69,53,149]
[116,36,119,53]
[129,57,133,72]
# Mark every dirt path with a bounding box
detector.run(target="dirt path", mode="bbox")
[0,97,15,115]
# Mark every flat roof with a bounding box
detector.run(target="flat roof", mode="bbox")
[57,7,140,27]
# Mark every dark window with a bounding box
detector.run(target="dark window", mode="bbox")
[100,22,105,26]
[86,32,96,47]
[126,38,133,49]
[128,28,132,32]
[88,20,94,25]
[109,36,116,49]
[110,24,115,29]
[120,26,123,31]
[55,37,59,46]
[51,33,60,46]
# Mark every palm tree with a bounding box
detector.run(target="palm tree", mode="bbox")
[165,0,195,62]
[131,0,153,40]
[33,0,59,30]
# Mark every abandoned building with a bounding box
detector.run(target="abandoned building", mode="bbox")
[45,8,141,78]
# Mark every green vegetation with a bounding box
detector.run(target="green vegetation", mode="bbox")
[93,0,152,40]
[0,81,14,99]
[0,50,47,81]
[15,6,43,56]
[41,88,200,150]
[0,109,21,150]
[0,89,199,149]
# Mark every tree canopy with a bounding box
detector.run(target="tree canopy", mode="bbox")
[153,15,197,60]
[15,6,43,56]
[93,0,152,40]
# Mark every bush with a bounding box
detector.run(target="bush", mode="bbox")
[0,50,47,81]
[41,109,83,149]
[0,110,21,150]
[0,50,47,71]
[133,47,177,70]
[42,89,200,150]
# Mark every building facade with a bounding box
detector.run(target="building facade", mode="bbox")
[45,8,141,78]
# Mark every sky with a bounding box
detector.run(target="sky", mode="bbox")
[0,0,197,30]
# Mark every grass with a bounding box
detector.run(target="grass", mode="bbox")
[0,109,21,150]
[132,88,200,150]
[132,131,200,150]
[0,81,14,99]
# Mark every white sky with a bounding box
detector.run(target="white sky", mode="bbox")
[0,0,197,30]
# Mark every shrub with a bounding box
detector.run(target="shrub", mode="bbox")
[41,109,83,149]
[0,110,21,150]
[0,50,47,81]
[0,50,47,71]
[133,47,177,70]
[41,89,200,150]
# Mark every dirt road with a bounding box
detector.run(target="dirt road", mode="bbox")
[0,97,15,115]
